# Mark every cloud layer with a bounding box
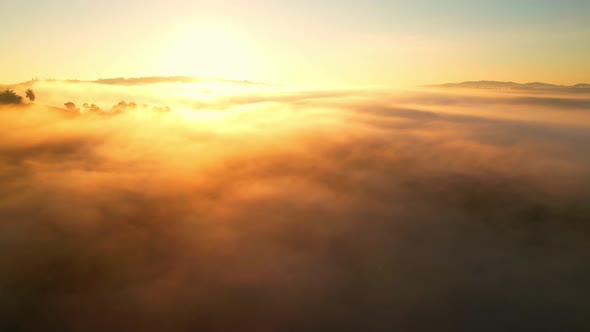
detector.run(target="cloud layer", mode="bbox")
[1,81,589,331]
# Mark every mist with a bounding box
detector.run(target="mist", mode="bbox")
[1,80,589,331]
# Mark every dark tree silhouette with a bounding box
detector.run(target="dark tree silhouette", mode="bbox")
[64,102,80,112]
[25,89,36,102]
[82,103,102,113]
[0,89,23,104]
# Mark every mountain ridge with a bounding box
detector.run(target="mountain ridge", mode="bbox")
[428,80,590,92]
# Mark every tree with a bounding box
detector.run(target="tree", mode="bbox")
[82,103,102,113]
[0,89,23,104]
[25,89,36,102]
[64,102,80,112]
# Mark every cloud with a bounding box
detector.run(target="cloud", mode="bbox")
[0,82,589,331]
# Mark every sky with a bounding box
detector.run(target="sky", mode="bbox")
[1,0,589,87]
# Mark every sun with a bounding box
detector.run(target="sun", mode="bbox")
[159,19,261,80]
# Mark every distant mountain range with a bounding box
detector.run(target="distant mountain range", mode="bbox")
[428,81,590,92]
[0,76,264,89]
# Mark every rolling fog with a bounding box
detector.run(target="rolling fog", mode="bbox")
[1,80,589,331]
